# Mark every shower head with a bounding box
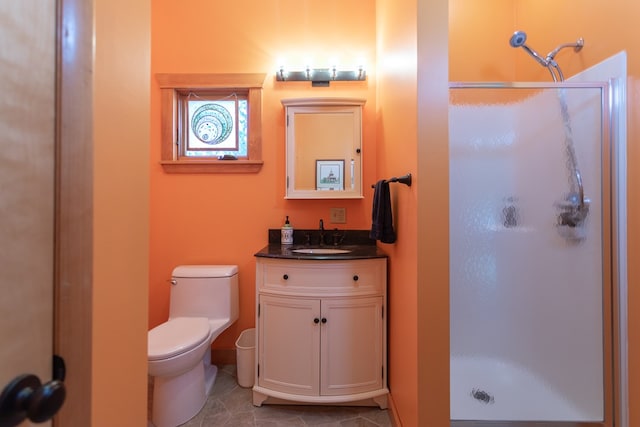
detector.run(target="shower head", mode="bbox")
[509,31,527,48]
[509,31,550,68]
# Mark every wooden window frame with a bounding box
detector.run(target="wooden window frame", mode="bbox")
[156,73,265,173]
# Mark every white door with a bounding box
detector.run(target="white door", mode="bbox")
[0,1,63,426]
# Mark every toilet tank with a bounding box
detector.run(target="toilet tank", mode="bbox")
[168,265,239,325]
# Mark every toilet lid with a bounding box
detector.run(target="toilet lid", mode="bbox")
[148,317,210,361]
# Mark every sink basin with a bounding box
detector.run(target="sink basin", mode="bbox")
[291,248,352,254]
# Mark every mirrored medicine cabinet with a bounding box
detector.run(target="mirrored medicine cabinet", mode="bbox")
[282,98,365,199]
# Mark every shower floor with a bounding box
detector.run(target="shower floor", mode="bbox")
[450,356,591,422]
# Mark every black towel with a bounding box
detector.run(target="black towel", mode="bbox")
[370,180,396,243]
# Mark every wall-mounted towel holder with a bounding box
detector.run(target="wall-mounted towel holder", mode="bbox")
[371,173,412,188]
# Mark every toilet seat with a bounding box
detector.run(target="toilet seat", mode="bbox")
[148,317,210,361]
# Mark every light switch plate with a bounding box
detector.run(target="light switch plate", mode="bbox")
[329,207,346,224]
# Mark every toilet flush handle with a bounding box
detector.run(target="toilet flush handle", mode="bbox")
[169,279,177,286]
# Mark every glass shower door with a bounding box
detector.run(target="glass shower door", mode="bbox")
[449,83,613,425]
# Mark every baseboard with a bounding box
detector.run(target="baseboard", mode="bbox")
[387,393,402,426]
[211,348,236,365]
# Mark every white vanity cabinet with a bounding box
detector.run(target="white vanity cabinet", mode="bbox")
[253,257,388,408]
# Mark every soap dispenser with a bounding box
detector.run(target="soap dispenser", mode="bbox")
[281,216,294,245]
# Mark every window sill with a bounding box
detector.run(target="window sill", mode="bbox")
[160,160,264,174]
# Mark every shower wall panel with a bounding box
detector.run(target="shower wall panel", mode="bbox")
[449,85,606,422]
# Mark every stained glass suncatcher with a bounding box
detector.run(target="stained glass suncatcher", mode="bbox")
[187,99,238,151]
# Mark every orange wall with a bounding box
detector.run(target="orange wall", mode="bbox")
[416,1,452,425]
[449,0,517,82]
[375,0,420,423]
[376,0,453,425]
[150,0,377,350]
[449,0,640,424]
[93,0,150,425]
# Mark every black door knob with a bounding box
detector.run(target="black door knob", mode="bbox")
[0,374,66,427]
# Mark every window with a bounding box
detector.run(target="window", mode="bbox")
[156,73,266,173]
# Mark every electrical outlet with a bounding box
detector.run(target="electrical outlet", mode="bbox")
[329,207,346,224]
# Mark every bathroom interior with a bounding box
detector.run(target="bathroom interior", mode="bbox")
[70,0,640,426]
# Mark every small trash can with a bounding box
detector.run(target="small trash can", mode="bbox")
[235,328,255,388]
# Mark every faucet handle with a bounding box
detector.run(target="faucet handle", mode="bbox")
[331,229,345,246]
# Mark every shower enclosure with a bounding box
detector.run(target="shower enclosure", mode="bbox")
[449,82,615,426]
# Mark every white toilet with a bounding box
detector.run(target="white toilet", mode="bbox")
[148,265,239,427]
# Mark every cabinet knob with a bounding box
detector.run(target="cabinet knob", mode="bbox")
[314,318,320,324]
[321,318,327,324]
[283,274,289,280]
[353,275,359,281]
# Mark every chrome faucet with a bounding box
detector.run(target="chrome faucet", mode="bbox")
[319,219,325,246]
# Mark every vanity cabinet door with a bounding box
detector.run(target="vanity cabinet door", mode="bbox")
[258,294,320,396]
[320,296,383,396]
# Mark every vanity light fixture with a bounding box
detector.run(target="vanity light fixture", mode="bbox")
[276,65,366,87]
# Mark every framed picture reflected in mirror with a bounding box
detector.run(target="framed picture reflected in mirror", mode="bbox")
[316,160,344,191]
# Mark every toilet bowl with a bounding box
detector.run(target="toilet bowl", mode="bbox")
[148,317,211,426]
[147,265,239,427]
[148,317,211,378]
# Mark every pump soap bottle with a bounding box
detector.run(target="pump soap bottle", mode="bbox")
[281,216,294,245]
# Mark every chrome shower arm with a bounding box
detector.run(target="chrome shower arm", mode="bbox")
[546,38,585,61]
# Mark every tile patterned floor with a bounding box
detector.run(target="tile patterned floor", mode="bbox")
[149,365,393,427]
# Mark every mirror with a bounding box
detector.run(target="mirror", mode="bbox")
[282,98,365,199]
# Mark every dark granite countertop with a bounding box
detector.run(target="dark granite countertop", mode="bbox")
[254,244,387,260]
[255,229,388,260]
